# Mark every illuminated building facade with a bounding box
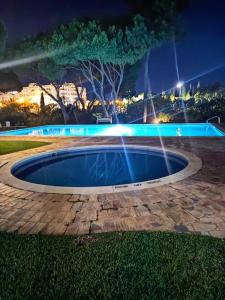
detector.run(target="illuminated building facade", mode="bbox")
[0,83,87,106]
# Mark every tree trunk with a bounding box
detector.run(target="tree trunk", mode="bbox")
[100,100,109,118]
[74,84,85,111]
[37,83,71,124]
[58,100,70,124]
[143,50,150,123]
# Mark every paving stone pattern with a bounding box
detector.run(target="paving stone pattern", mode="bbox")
[0,136,224,238]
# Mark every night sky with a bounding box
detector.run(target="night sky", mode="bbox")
[1,0,225,93]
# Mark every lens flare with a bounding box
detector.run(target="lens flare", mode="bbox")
[0,53,52,70]
[176,81,184,89]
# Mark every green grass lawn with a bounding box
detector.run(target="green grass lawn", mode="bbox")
[0,231,224,299]
[0,141,50,155]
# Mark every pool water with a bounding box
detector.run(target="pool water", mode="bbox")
[12,147,188,187]
[0,123,224,137]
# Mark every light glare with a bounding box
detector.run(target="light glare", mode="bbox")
[176,81,184,89]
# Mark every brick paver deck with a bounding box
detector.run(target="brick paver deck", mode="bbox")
[0,136,224,238]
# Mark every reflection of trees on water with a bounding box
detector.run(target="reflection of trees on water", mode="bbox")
[88,151,131,185]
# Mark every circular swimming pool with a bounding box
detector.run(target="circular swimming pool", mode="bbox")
[11,145,189,190]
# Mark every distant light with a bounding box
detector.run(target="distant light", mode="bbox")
[152,118,160,124]
[176,81,184,89]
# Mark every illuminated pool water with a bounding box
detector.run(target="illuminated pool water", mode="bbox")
[11,146,188,187]
[0,123,224,137]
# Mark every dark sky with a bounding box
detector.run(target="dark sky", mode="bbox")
[1,0,225,93]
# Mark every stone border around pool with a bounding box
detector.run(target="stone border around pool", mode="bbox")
[0,145,202,194]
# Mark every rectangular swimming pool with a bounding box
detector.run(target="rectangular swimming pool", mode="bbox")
[0,123,224,137]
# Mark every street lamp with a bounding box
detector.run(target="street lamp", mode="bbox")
[176,81,185,110]
[176,81,184,89]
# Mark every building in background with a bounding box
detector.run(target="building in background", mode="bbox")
[0,83,87,106]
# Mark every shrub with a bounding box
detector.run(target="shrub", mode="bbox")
[158,112,173,123]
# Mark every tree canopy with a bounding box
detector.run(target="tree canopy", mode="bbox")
[122,0,190,122]
[12,15,154,117]
[119,62,140,98]
[124,0,190,39]
[8,4,187,119]
[0,20,7,60]
[45,15,154,116]
[0,21,23,93]
[0,71,23,93]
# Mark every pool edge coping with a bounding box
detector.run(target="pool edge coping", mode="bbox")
[0,144,202,194]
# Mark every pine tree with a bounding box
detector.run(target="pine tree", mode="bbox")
[40,92,45,114]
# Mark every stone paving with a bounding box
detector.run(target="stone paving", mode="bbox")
[0,136,225,238]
